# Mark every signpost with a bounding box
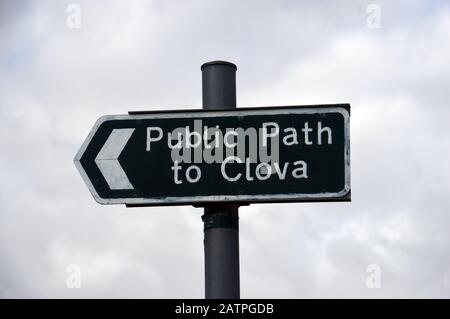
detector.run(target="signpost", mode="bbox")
[74,61,351,299]
[74,106,350,205]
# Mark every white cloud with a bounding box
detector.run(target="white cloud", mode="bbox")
[1,0,450,298]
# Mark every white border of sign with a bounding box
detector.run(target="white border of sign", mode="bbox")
[74,106,350,205]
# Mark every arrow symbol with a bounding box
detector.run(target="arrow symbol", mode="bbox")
[95,128,135,190]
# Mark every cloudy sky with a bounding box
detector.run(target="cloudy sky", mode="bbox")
[1,0,450,298]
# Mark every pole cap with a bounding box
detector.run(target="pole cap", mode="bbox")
[201,60,237,71]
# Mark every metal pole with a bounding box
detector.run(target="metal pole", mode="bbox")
[201,61,240,299]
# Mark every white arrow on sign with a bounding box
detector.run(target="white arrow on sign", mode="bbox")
[95,128,135,190]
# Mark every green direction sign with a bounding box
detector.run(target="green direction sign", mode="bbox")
[74,104,350,206]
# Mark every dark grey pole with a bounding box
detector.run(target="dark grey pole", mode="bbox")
[201,61,240,299]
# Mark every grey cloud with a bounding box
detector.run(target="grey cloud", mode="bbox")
[1,0,450,298]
